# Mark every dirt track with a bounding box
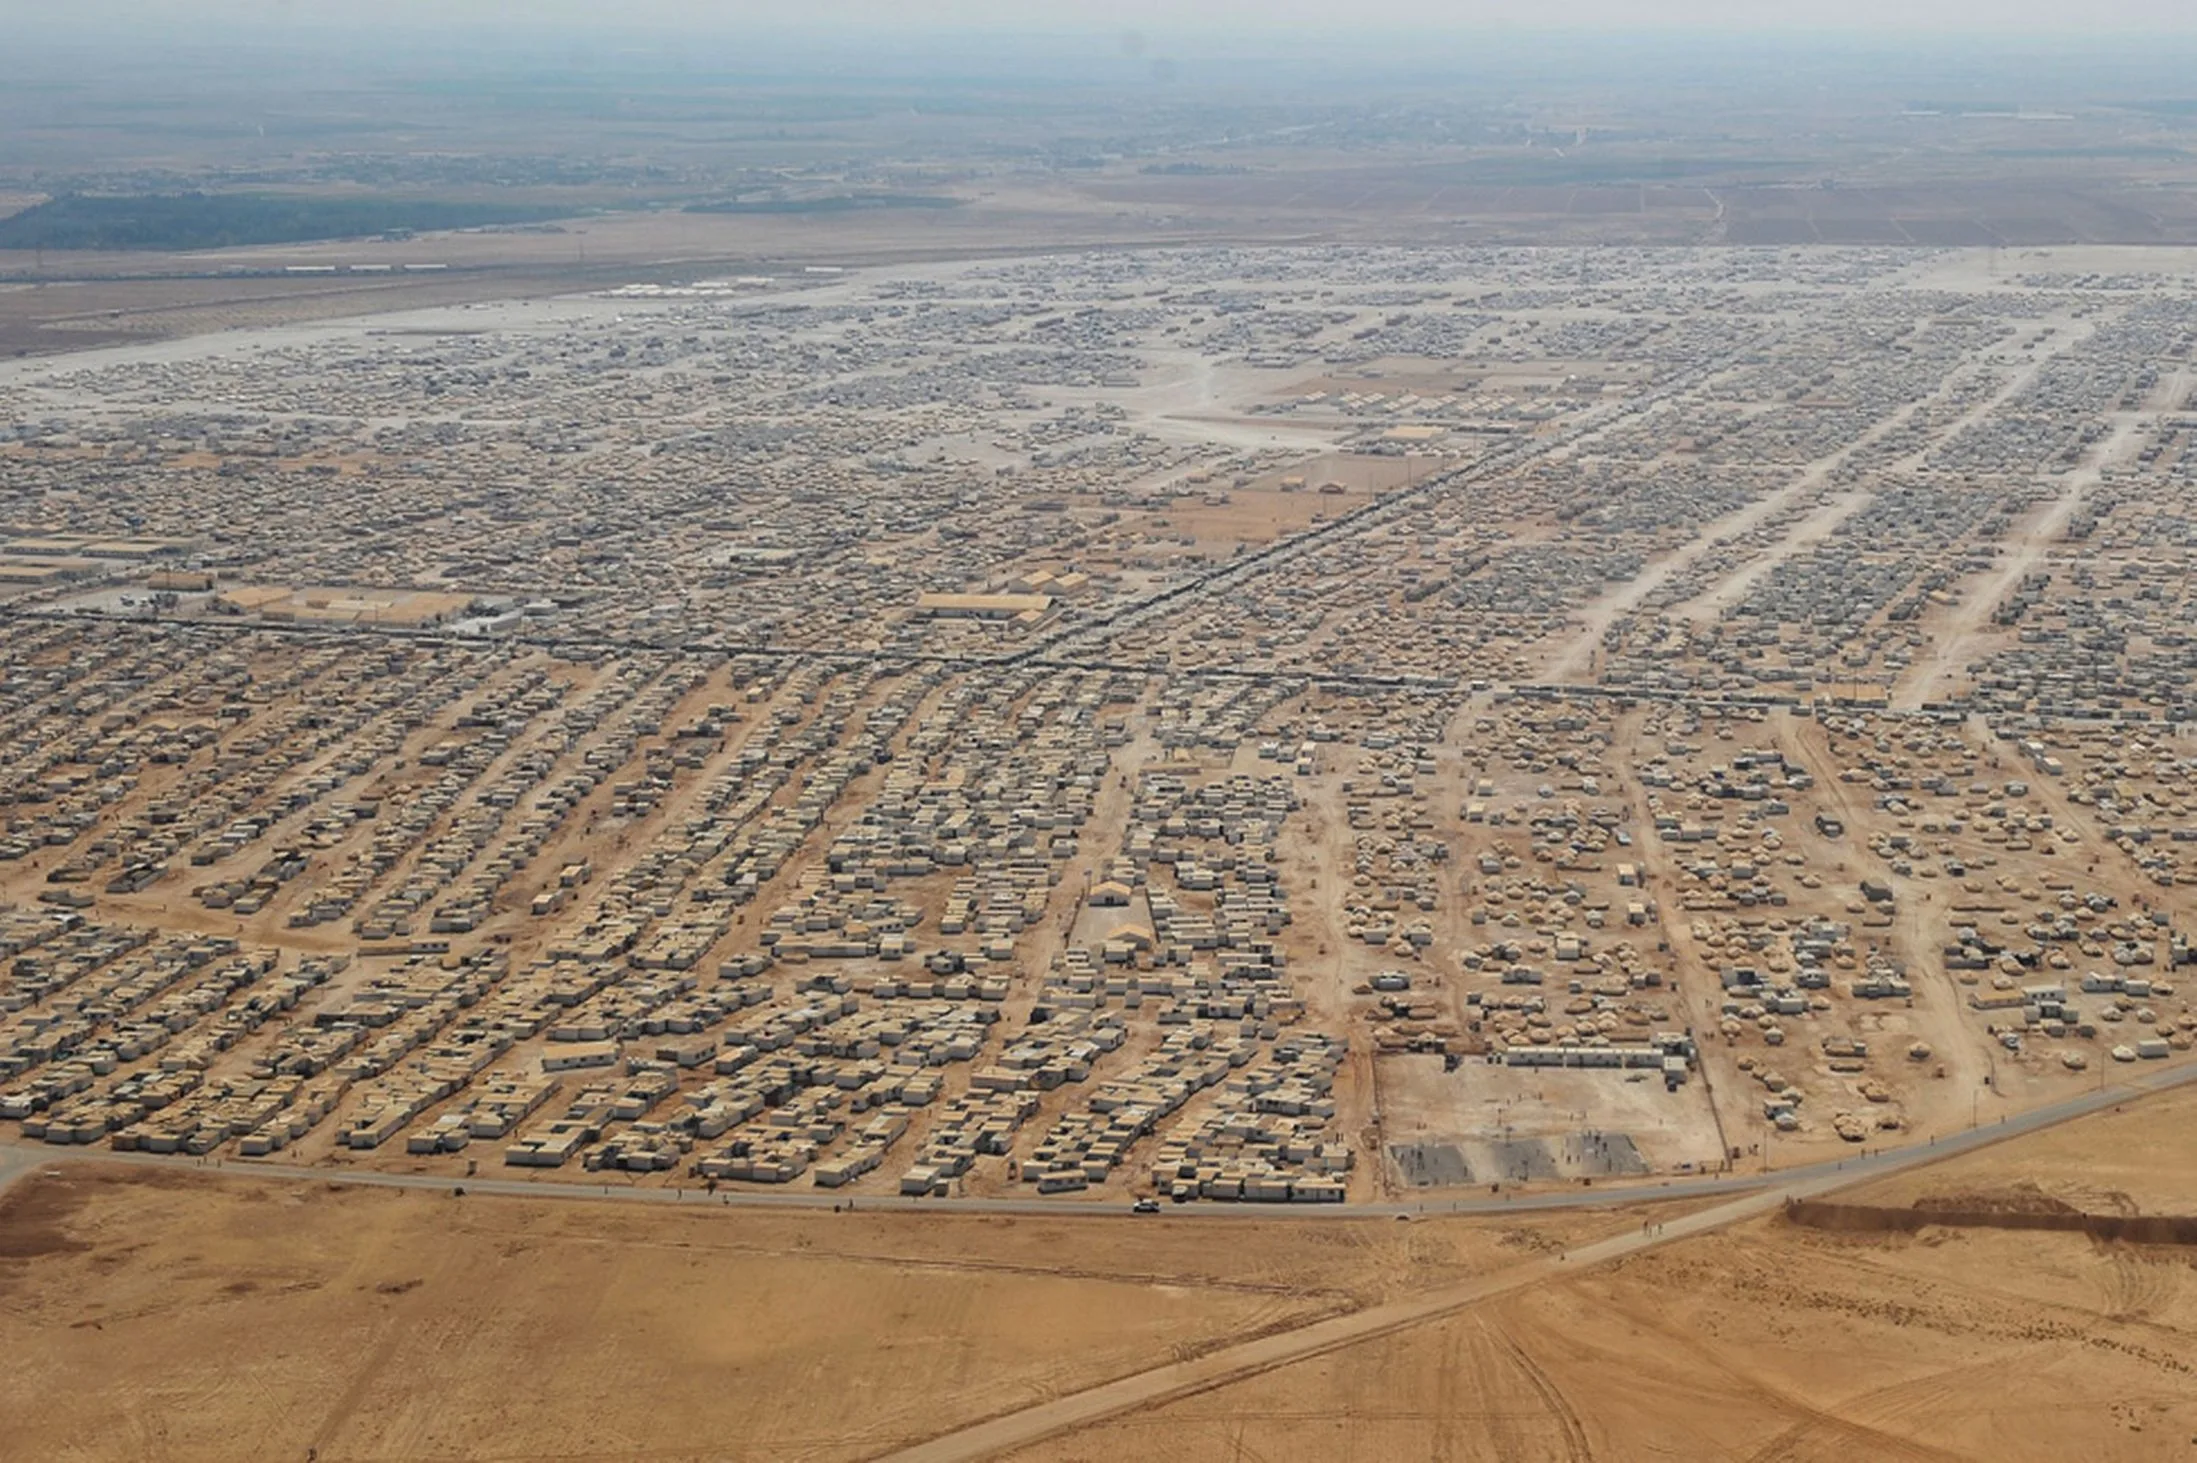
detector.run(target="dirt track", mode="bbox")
[1898,361,2188,707]
[879,1183,1794,1463]
[878,1053,2197,1461]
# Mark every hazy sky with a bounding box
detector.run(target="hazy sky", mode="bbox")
[13,0,2197,34]
[764,0,2187,29]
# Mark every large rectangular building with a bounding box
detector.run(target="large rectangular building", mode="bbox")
[914,591,1054,623]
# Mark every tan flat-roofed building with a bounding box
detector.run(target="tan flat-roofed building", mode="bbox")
[0,561,88,583]
[83,539,190,558]
[915,591,1054,620]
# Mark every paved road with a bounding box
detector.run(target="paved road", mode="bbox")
[870,1057,2197,1463]
[0,1139,1752,1216]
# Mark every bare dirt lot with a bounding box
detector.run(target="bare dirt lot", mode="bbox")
[0,1164,1635,1463]
[10,1077,2197,1463]
[995,1103,2197,1463]
[999,1215,2197,1463]
[1848,1081,2197,1216]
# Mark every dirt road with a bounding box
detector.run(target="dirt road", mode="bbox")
[1899,363,2191,707]
[870,1053,2197,1462]
[1537,324,2089,684]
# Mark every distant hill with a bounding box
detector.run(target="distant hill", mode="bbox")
[684,194,962,216]
[0,193,576,251]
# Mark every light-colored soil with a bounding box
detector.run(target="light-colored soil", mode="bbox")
[967,1077,2197,1462]
[1139,486,1376,548]
[1004,1208,2197,1463]
[14,1078,2197,1462]
[1847,1080,2197,1216]
[0,1164,1639,1463]
[1379,1052,1728,1181]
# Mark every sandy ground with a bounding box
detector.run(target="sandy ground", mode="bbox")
[0,1164,1639,1463]
[9,1070,2197,1463]
[1847,1081,2197,1216]
[995,1215,2197,1463]
[995,1116,2197,1463]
